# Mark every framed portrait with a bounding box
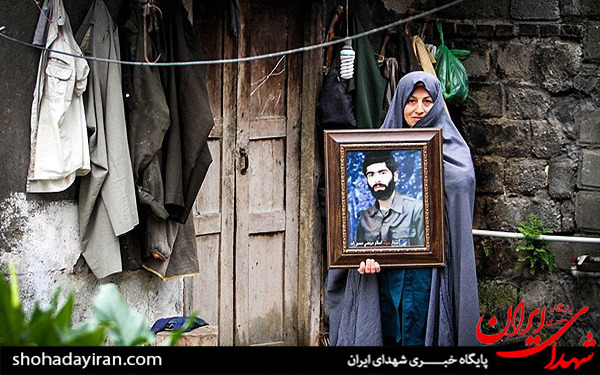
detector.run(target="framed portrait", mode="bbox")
[324,129,445,269]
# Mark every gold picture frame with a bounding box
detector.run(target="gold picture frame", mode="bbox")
[324,129,445,269]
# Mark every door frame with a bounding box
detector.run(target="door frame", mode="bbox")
[184,0,324,346]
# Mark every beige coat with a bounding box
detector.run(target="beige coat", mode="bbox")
[76,0,138,278]
[27,0,90,193]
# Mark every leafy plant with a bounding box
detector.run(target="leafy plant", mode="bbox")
[0,264,105,346]
[93,284,156,346]
[478,313,499,335]
[515,214,554,275]
[0,265,156,346]
[162,312,201,346]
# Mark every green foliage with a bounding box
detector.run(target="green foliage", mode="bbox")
[0,264,105,346]
[93,284,156,346]
[163,312,200,347]
[515,214,554,275]
[479,313,499,335]
[0,266,156,346]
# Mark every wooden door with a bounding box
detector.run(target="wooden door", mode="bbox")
[187,0,302,346]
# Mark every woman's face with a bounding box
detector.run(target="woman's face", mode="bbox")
[403,86,434,127]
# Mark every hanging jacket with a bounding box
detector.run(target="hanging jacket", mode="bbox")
[27,0,90,193]
[118,0,179,277]
[75,0,139,279]
[118,0,213,280]
[146,0,214,279]
[159,0,214,226]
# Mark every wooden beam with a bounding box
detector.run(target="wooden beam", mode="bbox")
[297,0,324,347]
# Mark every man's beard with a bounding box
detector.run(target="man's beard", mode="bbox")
[369,179,396,200]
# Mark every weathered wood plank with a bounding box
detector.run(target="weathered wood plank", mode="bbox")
[248,233,284,345]
[249,7,288,119]
[249,117,287,140]
[234,0,252,346]
[283,0,302,346]
[190,0,237,346]
[249,211,285,234]
[193,213,222,236]
[194,140,221,216]
[208,118,223,139]
[248,139,285,214]
[219,1,238,346]
[298,0,324,346]
[191,234,220,326]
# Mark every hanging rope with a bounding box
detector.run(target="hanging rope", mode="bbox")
[0,0,465,66]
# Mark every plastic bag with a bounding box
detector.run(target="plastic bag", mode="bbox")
[434,22,470,105]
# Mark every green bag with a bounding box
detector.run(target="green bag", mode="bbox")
[434,22,470,105]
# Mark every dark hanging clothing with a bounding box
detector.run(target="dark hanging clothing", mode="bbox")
[316,55,357,161]
[118,0,213,279]
[384,32,422,78]
[228,0,240,37]
[159,0,214,225]
[380,32,422,114]
[118,1,171,273]
[119,1,170,218]
[348,16,386,129]
[316,55,358,281]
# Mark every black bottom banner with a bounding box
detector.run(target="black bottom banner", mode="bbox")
[1,345,599,374]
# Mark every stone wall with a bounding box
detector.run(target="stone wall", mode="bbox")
[437,0,600,345]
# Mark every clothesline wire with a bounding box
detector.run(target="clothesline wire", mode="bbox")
[0,0,464,66]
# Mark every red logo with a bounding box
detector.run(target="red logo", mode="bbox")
[476,301,595,370]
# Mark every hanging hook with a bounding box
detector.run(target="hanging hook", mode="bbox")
[376,28,396,63]
[324,5,344,71]
[142,2,162,64]
[420,15,432,40]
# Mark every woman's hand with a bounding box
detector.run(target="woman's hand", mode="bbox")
[358,258,381,274]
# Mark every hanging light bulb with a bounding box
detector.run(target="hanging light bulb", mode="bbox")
[339,41,355,80]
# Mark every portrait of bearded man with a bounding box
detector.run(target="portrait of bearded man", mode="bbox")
[354,150,424,248]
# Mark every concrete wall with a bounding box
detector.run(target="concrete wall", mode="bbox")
[0,1,183,328]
